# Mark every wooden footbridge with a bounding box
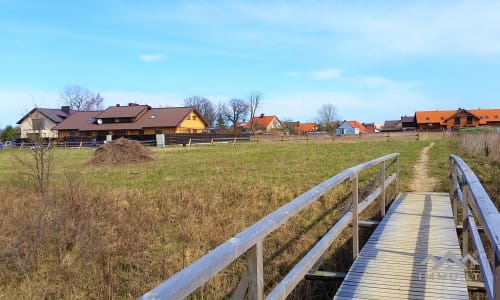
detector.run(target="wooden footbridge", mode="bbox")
[140,154,500,300]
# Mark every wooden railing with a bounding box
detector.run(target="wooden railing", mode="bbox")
[449,154,500,300]
[140,153,399,300]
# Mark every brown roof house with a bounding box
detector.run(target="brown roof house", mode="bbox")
[17,106,73,139]
[54,103,208,138]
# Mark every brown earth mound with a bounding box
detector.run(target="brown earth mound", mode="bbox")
[89,138,156,166]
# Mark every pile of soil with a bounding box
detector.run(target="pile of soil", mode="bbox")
[88,138,156,166]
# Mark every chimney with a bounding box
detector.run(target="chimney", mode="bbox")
[61,106,71,115]
[116,104,120,107]
[260,113,264,118]
[129,103,139,106]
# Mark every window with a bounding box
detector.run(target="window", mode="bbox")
[186,116,191,120]
[32,118,45,130]
[454,117,460,125]
[466,116,472,124]
[192,115,197,120]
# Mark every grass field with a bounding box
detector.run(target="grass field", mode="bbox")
[0,138,492,299]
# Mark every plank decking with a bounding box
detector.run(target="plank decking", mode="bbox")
[334,192,469,299]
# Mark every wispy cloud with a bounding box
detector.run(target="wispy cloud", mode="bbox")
[138,53,165,62]
[311,69,342,80]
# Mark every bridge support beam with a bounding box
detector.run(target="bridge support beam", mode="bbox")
[352,173,359,259]
[247,241,264,300]
[380,161,386,218]
[495,252,500,300]
[462,185,470,257]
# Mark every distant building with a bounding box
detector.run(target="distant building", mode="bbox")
[336,121,368,135]
[54,103,208,138]
[381,120,402,132]
[415,108,500,131]
[17,106,73,139]
[245,114,282,133]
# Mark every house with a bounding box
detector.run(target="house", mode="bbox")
[283,121,318,134]
[401,115,417,131]
[415,108,500,131]
[54,104,208,138]
[245,114,282,133]
[336,121,368,135]
[297,123,318,134]
[17,106,73,139]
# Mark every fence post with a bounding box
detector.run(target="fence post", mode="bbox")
[380,161,386,218]
[188,138,192,147]
[211,138,214,145]
[233,137,237,146]
[352,172,359,259]
[462,185,469,257]
[247,241,264,300]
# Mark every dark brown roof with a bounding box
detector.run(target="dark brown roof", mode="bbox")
[53,111,102,130]
[17,107,73,124]
[95,105,149,119]
[54,107,208,131]
[401,116,415,123]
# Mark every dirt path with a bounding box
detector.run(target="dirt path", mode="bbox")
[410,142,439,192]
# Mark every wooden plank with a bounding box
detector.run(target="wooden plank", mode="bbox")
[333,193,469,299]
[247,241,264,300]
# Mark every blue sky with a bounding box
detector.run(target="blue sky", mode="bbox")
[1,0,500,128]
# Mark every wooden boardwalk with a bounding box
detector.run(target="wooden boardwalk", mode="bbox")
[334,192,469,299]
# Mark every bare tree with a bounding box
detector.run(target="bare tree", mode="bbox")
[184,96,216,127]
[221,98,249,130]
[15,110,53,195]
[248,91,262,133]
[61,85,102,111]
[317,103,339,133]
[82,93,104,111]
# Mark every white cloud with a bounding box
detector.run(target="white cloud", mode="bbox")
[138,54,165,62]
[310,69,342,80]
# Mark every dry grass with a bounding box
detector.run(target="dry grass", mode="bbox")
[0,140,426,299]
[453,131,500,207]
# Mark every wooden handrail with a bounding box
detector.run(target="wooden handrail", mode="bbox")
[449,154,500,300]
[139,153,399,300]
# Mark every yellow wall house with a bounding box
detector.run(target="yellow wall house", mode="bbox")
[17,106,73,139]
[54,104,208,138]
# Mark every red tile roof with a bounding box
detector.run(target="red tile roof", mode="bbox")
[297,123,317,133]
[245,115,277,129]
[347,121,369,133]
[415,108,500,125]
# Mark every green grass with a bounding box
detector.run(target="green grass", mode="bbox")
[0,140,430,299]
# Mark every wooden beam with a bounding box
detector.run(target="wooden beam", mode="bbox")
[305,271,346,281]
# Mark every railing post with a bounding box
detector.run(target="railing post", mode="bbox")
[495,252,500,300]
[247,241,264,300]
[352,172,359,259]
[396,155,400,195]
[380,161,386,218]
[462,184,469,257]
